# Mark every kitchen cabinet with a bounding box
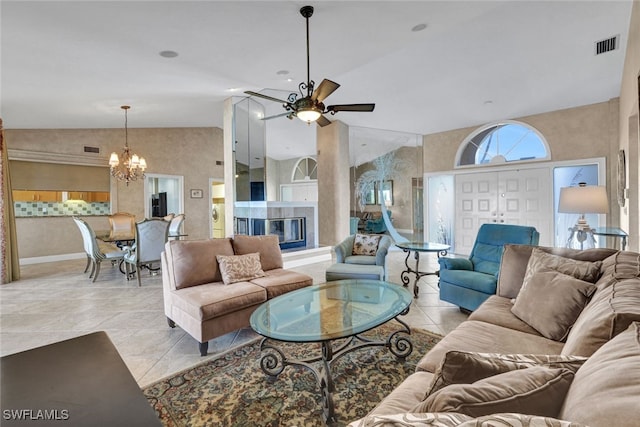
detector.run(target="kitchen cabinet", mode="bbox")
[12,190,61,202]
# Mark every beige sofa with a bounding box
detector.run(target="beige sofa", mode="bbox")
[161,235,313,355]
[352,244,640,426]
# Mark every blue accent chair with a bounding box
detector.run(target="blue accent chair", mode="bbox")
[438,223,540,312]
[365,211,391,234]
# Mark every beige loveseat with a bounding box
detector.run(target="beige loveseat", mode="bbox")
[161,235,313,356]
[352,244,640,426]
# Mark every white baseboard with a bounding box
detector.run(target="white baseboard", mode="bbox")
[20,252,85,265]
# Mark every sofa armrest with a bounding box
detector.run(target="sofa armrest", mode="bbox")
[375,236,392,266]
[334,236,355,263]
[438,257,473,271]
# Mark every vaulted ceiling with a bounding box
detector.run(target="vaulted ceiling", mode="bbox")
[1,1,633,161]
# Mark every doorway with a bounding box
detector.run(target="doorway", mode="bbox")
[210,179,226,238]
[144,174,184,218]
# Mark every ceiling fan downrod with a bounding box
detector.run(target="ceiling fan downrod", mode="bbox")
[300,5,314,97]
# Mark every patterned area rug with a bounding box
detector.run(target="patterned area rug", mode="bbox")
[143,323,442,427]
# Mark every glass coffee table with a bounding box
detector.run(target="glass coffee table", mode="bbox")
[249,279,413,424]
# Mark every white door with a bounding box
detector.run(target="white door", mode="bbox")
[455,172,499,254]
[454,168,552,255]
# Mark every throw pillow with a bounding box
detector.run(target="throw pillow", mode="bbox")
[352,233,382,256]
[416,367,575,418]
[561,279,640,357]
[519,248,602,296]
[426,351,587,397]
[348,412,473,427]
[458,413,589,427]
[216,252,266,285]
[511,270,596,341]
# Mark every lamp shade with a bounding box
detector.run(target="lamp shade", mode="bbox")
[558,184,609,214]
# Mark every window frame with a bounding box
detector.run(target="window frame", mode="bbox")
[454,120,551,169]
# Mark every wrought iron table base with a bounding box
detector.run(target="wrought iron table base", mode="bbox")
[257,311,412,424]
[400,249,448,298]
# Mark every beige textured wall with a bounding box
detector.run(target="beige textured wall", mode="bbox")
[618,0,640,251]
[423,99,620,228]
[6,127,224,259]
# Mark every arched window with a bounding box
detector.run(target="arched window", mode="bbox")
[456,121,550,168]
[291,157,317,181]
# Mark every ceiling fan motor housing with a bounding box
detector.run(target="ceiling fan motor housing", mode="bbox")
[300,5,314,18]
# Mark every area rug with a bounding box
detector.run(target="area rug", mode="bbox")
[143,323,442,427]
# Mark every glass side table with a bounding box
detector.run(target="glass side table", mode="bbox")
[395,241,450,298]
[592,227,628,250]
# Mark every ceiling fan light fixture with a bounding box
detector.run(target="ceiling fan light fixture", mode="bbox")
[297,107,322,123]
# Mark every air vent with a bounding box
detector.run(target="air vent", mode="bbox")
[216,160,224,166]
[83,146,100,154]
[595,35,619,55]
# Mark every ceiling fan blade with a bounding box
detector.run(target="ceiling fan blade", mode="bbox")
[327,103,375,113]
[245,91,290,105]
[316,115,331,127]
[311,79,340,103]
[261,112,291,121]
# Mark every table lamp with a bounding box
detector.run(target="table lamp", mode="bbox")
[558,182,609,249]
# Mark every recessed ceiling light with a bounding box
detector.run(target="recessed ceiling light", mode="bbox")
[483,100,494,105]
[227,88,240,92]
[287,78,293,82]
[276,70,290,75]
[411,23,427,32]
[159,50,179,58]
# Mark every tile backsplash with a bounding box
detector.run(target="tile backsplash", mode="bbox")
[14,201,110,217]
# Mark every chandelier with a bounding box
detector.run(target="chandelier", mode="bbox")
[109,105,147,185]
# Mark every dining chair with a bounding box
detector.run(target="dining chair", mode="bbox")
[123,218,170,286]
[72,217,125,282]
[108,212,135,242]
[168,213,185,240]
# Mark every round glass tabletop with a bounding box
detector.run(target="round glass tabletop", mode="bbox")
[250,279,412,342]
[395,241,450,252]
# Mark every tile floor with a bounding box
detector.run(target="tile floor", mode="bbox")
[0,248,468,387]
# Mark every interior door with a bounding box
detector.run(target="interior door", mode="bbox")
[454,167,552,255]
[455,172,499,255]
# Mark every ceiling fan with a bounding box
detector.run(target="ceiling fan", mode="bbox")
[245,5,375,127]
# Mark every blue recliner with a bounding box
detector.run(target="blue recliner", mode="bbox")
[438,223,540,312]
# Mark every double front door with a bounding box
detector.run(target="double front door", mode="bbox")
[455,168,552,255]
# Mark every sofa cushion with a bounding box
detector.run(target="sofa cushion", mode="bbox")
[344,255,378,266]
[232,235,283,271]
[561,278,640,357]
[416,366,574,418]
[427,351,587,397]
[165,238,234,290]
[559,322,640,427]
[459,413,589,427]
[416,321,564,373]
[595,251,640,288]
[497,245,616,299]
[216,253,266,285]
[511,271,596,341]
[468,295,542,336]
[170,281,267,321]
[352,233,381,256]
[248,268,313,299]
[438,270,497,294]
[363,371,436,417]
[519,248,601,295]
